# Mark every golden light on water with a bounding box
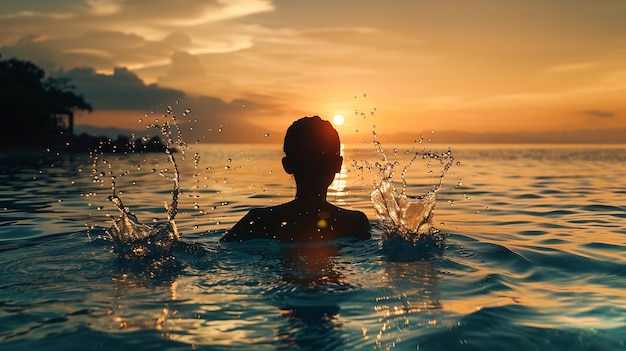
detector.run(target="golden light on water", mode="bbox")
[330,143,348,202]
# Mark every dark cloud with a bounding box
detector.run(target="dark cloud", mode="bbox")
[180,96,282,143]
[158,51,207,83]
[583,110,616,118]
[59,66,284,143]
[60,67,184,110]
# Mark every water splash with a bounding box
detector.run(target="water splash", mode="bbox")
[369,132,454,260]
[100,106,189,260]
[105,180,179,260]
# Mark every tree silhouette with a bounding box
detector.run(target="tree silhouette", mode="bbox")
[0,55,92,147]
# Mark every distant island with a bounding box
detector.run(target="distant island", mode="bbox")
[0,54,167,153]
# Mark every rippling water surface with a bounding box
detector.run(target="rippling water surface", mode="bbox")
[1,143,625,350]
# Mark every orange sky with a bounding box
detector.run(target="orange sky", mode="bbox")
[1,1,625,143]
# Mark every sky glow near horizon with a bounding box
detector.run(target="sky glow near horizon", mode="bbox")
[1,0,625,143]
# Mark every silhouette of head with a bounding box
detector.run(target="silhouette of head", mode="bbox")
[282,116,342,179]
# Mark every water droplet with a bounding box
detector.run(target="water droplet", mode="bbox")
[264,133,270,137]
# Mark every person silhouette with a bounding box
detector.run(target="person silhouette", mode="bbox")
[220,116,371,242]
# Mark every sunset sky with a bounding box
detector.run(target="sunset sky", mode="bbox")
[1,0,625,143]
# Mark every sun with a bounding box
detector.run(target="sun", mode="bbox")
[333,114,345,126]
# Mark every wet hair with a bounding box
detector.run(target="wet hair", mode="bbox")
[283,116,340,172]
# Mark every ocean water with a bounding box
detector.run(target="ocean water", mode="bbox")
[1,142,625,350]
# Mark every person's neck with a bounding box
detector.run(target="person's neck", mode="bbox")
[294,188,328,205]
[292,175,332,206]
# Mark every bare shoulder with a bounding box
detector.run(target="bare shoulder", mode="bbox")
[331,205,371,239]
[220,208,268,242]
[332,204,368,220]
[220,205,291,242]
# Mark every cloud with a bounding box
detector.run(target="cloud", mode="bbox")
[157,0,274,26]
[154,51,234,97]
[582,110,616,118]
[175,92,302,144]
[61,65,288,142]
[0,0,272,72]
[61,67,185,110]
[0,11,73,20]
[1,31,195,72]
[547,62,597,73]
[160,51,207,80]
[86,0,123,16]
